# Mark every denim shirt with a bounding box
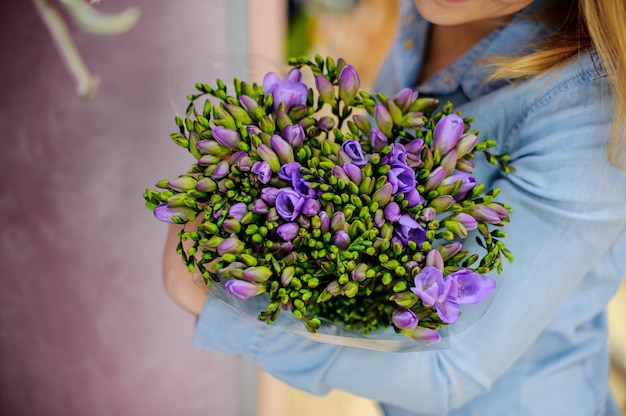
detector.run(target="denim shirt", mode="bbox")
[193,1,626,414]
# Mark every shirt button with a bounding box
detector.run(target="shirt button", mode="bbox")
[404,13,414,25]
[443,72,455,85]
[403,39,414,50]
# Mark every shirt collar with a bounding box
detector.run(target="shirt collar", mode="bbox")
[381,0,554,101]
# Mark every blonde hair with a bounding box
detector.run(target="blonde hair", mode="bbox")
[488,0,626,168]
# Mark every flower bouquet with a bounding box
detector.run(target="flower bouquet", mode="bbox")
[144,55,514,351]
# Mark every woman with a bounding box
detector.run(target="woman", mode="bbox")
[163,0,626,414]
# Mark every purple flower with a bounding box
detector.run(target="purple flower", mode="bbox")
[276,222,299,241]
[393,87,419,112]
[374,103,393,137]
[292,175,316,198]
[451,213,478,231]
[212,161,230,180]
[251,161,272,184]
[242,266,273,282]
[433,114,464,155]
[384,202,401,222]
[270,134,295,163]
[404,189,425,208]
[372,209,384,228]
[425,249,444,270]
[353,114,371,135]
[392,308,419,329]
[195,177,217,192]
[405,138,424,154]
[456,134,478,158]
[330,212,346,232]
[341,139,368,166]
[440,172,477,200]
[212,126,241,150]
[411,266,459,324]
[318,116,335,132]
[332,230,351,249]
[315,75,335,104]
[252,199,268,214]
[197,140,230,156]
[384,144,408,166]
[261,187,279,204]
[448,269,496,304]
[332,166,351,184]
[228,202,248,220]
[351,263,368,282]
[423,166,447,191]
[302,198,321,216]
[338,64,360,104]
[224,280,265,300]
[256,144,281,172]
[467,205,504,224]
[369,128,388,150]
[283,124,305,148]
[342,163,362,185]
[372,183,393,206]
[403,327,441,345]
[238,95,258,113]
[217,237,245,255]
[246,125,263,137]
[419,207,436,222]
[278,162,302,181]
[395,214,427,246]
[153,203,196,223]
[387,164,416,195]
[263,69,308,112]
[275,189,305,221]
[319,211,330,233]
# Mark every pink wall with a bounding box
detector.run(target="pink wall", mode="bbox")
[0,1,240,415]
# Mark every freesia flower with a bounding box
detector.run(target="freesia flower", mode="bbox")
[275,189,305,221]
[270,134,295,163]
[411,266,459,324]
[283,124,305,147]
[251,161,272,184]
[228,202,248,221]
[302,198,321,216]
[224,280,266,300]
[374,104,393,137]
[342,163,362,185]
[440,172,477,200]
[153,203,196,223]
[392,308,419,329]
[315,75,335,105]
[278,162,302,181]
[332,230,351,249]
[276,222,299,241]
[217,237,245,255]
[341,139,368,166]
[393,87,419,110]
[433,114,464,155]
[338,64,360,104]
[242,266,273,282]
[448,269,496,305]
[212,126,241,149]
[395,214,427,246]
[370,128,388,150]
[387,164,416,195]
[263,68,308,111]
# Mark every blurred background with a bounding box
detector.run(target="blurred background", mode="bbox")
[0,1,623,415]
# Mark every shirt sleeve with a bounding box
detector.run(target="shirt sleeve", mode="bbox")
[192,71,626,414]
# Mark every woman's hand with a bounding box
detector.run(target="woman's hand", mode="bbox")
[162,222,208,316]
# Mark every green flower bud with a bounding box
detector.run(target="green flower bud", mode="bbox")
[391,291,418,308]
